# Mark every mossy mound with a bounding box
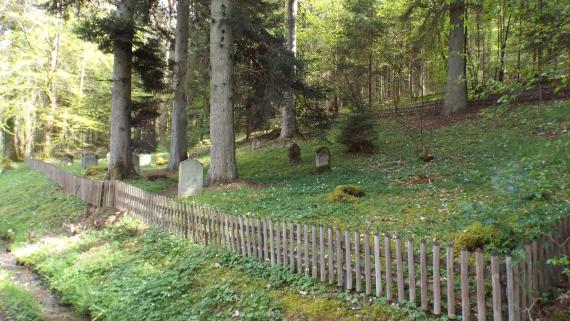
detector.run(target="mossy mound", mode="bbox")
[325,185,365,203]
[155,156,168,166]
[454,222,516,251]
[84,167,101,177]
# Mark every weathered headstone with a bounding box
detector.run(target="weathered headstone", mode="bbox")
[132,154,141,174]
[139,153,152,166]
[251,139,261,150]
[61,155,73,166]
[178,159,203,197]
[106,152,110,164]
[315,147,331,172]
[288,143,301,164]
[81,154,98,169]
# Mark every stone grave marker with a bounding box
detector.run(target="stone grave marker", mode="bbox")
[178,159,203,198]
[315,147,331,172]
[251,139,261,150]
[288,143,301,164]
[81,154,98,169]
[132,154,141,174]
[139,154,152,166]
[61,155,73,166]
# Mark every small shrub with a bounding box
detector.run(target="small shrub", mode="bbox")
[155,155,168,166]
[455,222,495,251]
[337,109,378,154]
[325,185,365,203]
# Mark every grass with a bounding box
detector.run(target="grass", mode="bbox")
[0,163,433,320]
[0,271,43,321]
[46,101,570,253]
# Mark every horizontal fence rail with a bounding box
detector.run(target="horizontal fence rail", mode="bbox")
[25,157,570,320]
[379,84,570,117]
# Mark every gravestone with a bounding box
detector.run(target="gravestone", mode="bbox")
[288,143,301,164]
[81,154,98,169]
[106,152,110,164]
[315,147,331,172]
[251,139,261,150]
[61,155,73,166]
[139,154,152,166]
[132,154,141,174]
[178,159,203,198]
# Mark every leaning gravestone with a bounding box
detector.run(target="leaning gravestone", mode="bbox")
[139,154,152,166]
[178,159,203,197]
[81,154,98,169]
[315,147,331,172]
[132,154,141,174]
[251,139,261,150]
[288,143,301,164]
[61,155,73,166]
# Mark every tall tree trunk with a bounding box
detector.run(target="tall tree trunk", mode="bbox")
[206,0,237,185]
[443,0,468,115]
[280,0,297,139]
[44,22,62,158]
[168,0,190,172]
[2,117,18,161]
[108,0,134,179]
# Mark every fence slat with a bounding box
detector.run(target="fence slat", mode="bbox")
[420,240,428,310]
[328,226,334,284]
[355,231,362,293]
[407,239,416,305]
[345,230,352,291]
[320,226,326,283]
[312,225,317,279]
[396,236,405,303]
[447,244,456,317]
[269,220,275,266]
[364,233,372,296]
[385,235,393,301]
[433,242,441,315]
[491,255,502,321]
[336,229,343,287]
[374,233,382,297]
[475,249,486,321]
[461,249,470,321]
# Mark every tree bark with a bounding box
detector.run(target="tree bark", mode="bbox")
[108,0,134,179]
[2,117,18,161]
[443,0,468,115]
[280,0,297,139]
[168,0,190,172]
[206,0,237,185]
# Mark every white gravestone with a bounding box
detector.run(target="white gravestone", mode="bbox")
[139,154,152,166]
[178,159,203,198]
[251,139,261,150]
[315,147,331,172]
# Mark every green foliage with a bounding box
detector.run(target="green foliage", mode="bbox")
[0,271,42,321]
[337,110,379,153]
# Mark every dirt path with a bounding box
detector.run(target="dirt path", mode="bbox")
[0,240,89,321]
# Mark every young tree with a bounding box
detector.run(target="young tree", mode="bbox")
[2,117,18,161]
[168,0,190,172]
[207,0,237,185]
[443,0,468,115]
[280,0,298,139]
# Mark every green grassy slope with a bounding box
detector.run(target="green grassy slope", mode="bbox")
[0,165,431,321]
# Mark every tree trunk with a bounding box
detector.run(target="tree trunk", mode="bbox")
[2,117,18,161]
[206,0,237,185]
[168,0,190,172]
[280,0,297,139]
[443,0,468,115]
[108,0,134,179]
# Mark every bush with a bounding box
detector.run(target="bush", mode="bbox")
[325,185,365,203]
[454,221,517,252]
[337,109,378,154]
[155,155,168,166]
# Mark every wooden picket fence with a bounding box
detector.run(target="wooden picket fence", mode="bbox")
[25,157,570,321]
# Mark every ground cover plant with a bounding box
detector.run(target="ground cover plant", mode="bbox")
[0,163,434,321]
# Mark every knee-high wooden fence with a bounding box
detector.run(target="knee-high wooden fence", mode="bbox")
[25,157,570,321]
